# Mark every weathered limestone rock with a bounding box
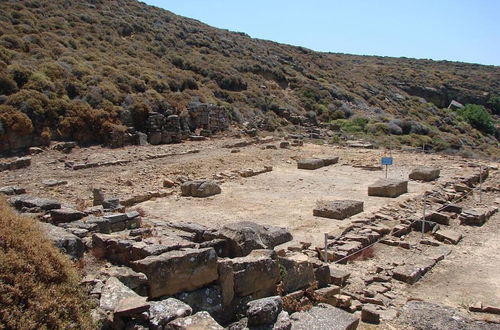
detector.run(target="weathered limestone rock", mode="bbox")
[149,298,192,329]
[247,296,283,326]
[217,259,235,308]
[239,166,273,178]
[50,207,86,223]
[425,211,451,225]
[440,203,462,214]
[433,229,462,245]
[10,194,61,211]
[314,264,331,288]
[181,180,221,198]
[100,277,141,312]
[92,232,196,266]
[368,179,408,198]
[219,221,292,257]
[132,248,218,299]
[392,256,438,284]
[278,254,315,293]
[42,179,68,187]
[166,311,223,330]
[176,286,224,322]
[102,198,122,212]
[39,222,84,259]
[290,303,359,330]
[329,267,350,286]
[313,200,364,220]
[323,156,340,166]
[92,188,105,206]
[460,207,498,226]
[361,304,380,324]
[227,250,280,299]
[274,311,292,330]
[0,185,26,195]
[114,295,150,317]
[101,266,148,295]
[0,157,31,172]
[409,167,440,181]
[315,285,341,305]
[297,158,324,170]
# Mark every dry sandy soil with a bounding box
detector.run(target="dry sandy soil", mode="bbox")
[1,135,499,327]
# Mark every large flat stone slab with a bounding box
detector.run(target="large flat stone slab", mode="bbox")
[313,200,364,220]
[297,158,324,170]
[131,247,218,298]
[368,179,408,198]
[9,194,61,211]
[409,167,440,181]
[290,303,359,330]
[433,229,462,245]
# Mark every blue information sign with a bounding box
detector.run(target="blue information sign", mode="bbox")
[381,157,393,166]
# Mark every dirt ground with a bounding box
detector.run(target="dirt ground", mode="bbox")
[1,135,499,327]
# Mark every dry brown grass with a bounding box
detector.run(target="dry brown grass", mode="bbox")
[0,197,94,329]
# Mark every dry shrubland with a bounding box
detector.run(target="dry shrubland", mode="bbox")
[0,197,93,329]
[0,0,498,156]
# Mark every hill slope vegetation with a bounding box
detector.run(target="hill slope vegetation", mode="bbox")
[0,0,498,156]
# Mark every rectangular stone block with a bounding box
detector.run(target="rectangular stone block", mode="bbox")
[368,179,408,198]
[313,200,364,220]
[297,158,325,170]
[132,248,218,298]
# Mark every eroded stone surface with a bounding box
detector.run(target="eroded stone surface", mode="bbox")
[313,200,364,220]
[368,179,408,198]
[132,247,218,298]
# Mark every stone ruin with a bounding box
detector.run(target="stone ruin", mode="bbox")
[145,102,230,145]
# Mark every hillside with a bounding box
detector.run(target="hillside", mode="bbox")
[0,0,499,156]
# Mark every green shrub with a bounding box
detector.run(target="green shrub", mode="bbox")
[331,116,369,134]
[456,104,495,135]
[366,122,389,135]
[486,95,500,115]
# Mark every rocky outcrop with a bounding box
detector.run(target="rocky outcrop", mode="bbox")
[219,221,292,257]
[39,222,85,259]
[181,180,222,198]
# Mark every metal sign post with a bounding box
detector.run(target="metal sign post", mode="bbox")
[422,194,426,238]
[479,165,483,203]
[323,233,329,263]
[381,157,393,179]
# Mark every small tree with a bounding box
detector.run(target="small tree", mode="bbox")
[486,95,500,115]
[456,104,495,135]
